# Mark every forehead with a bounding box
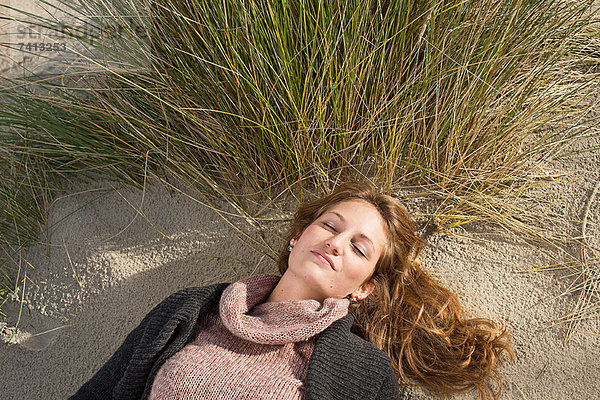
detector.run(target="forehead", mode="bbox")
[320,199,389,245]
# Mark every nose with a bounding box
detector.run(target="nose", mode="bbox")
[325,236,342,255]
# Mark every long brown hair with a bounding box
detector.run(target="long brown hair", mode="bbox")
[277,181,514,399]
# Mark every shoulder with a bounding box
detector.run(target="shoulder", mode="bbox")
[307,314,407,400]
[162,282,230,305]
[314,314,392,366]
[143,282,230,324]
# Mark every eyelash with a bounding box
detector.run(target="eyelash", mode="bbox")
[354,246,366,257]
[322,222,366,257]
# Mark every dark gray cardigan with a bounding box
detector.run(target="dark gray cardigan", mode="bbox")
[69,282,415,400]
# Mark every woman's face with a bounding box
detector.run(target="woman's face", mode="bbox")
[287,199,388,302]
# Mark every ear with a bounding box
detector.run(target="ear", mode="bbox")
[351,279,376,301]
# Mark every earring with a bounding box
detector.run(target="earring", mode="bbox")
[345,294,358,303]
[288,239,294,252]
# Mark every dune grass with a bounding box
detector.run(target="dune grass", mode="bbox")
[0,0,599,328]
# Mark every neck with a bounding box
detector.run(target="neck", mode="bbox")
[265,271,324,303]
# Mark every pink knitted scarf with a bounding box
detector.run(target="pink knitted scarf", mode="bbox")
[149,275,349,399]
[220,274,350,344]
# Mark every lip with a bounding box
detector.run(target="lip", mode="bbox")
[311,250,335,270]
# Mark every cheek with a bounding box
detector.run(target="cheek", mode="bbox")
[296,225,323,245]
[347,260,376,282]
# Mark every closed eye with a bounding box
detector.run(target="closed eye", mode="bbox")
[353,244,365,257]
[322,222,336,231]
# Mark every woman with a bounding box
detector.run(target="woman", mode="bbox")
[69,181,513,400]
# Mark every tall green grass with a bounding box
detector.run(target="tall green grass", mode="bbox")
[1,0,598,321]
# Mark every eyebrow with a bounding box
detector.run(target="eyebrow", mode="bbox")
[325,211,375,250]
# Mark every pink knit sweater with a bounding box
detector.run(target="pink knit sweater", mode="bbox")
[149,275,349,399]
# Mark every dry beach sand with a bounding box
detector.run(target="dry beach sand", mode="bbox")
[1,1,600,398]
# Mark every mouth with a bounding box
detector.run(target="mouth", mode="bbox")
[312,250,335,270]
